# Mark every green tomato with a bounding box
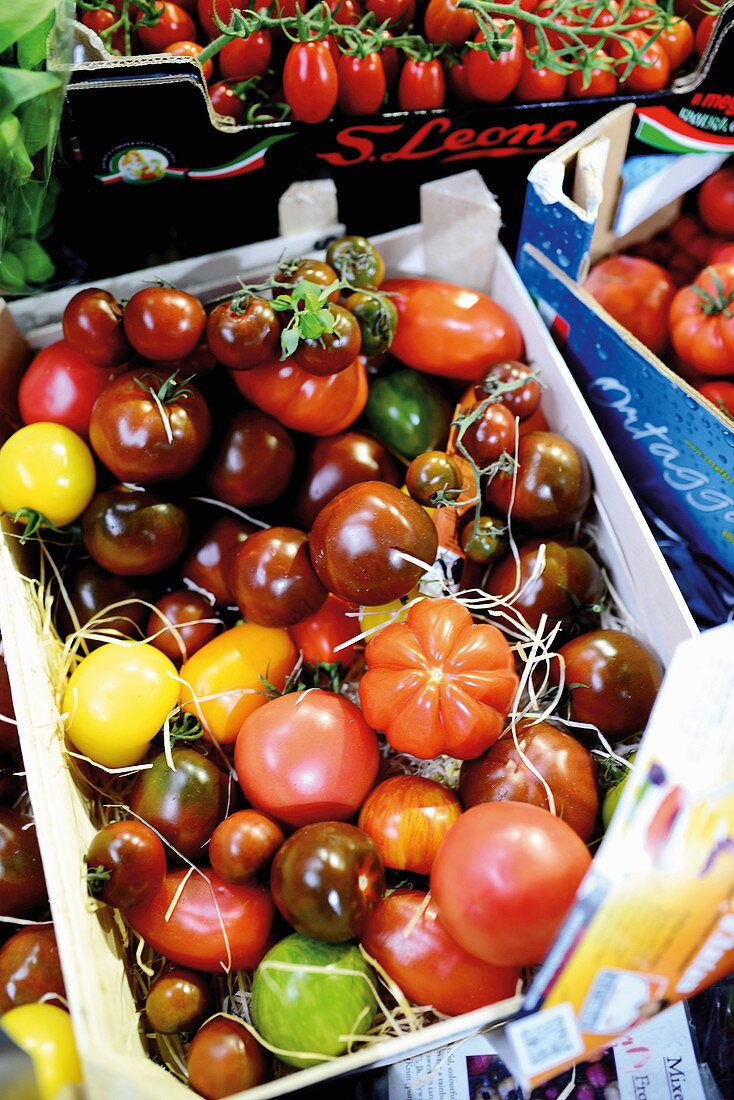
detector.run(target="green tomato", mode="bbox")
[251,933,377,1067]
[601,753,636,830]
[364,368,452,461]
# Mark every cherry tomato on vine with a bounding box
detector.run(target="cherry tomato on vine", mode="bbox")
[0,422,96,528]
[424,0,477,46]
[405,450,463,505]
[163,40,214,81]
[465,21,524,103]
[698,166,734,236]
[136,1,197,52]
[208,80,247,121]
[337,52,387,115]
[398,58,446,110]
[81,8,125,53]
[657,15,694,69]
[364,0,415,28]
[616,29,670,92]
[18,341,123,441]
[219,30,272,80]
[291,303,362,376]
[123,286,207,361]
[62,288,132,368]
[206,295,280,371]
[515,47,567,102]
[478,359,542,420]
[343,291,397,356]
[197,0,250,39]
[567,53,618,97]
[283,40,338,124]
[273,257,341,301]
[694,11,716,55]
[85,819,167,909]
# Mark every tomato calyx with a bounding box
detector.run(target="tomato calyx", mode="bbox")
[168,711,205,744]
[85,864,113,897]
[691,266,734,316]
[133,369,196,404]
[259,657,344,697]
[3,507,76,545]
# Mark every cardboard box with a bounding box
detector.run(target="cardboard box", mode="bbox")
[0,173,697,1100]
[49,3,734,284]
[516,103,734,630]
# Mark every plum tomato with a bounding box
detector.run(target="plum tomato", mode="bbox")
[430,801,592,968]
[0,422,96,529]
[81,485,189,576]
[309,481,439,605]
[147,588,219,663]
[293,303,362,377]
[187,1015,268,1098]
[582,255,675,356]
[486,430,592,533]
[128,747,238,861]
[125,867,274,972]
[250,934,377,1068]
[122,286,207,361]
[0,924,66,1013]
[458,718,600,842]
[206,295,280,371]
[235,689,379,828]
[85,819,167,908]
[145,969,213,1035]
[61,287,132,368]
[357,775,462,874]
[209,809,285,883]
[288,592,360,667]
[0,809,48,919]
[553,628,663,737]
[360,889,521,1016]
[179,515,254,606]
[218,29,273,81]
[18,341,123,441]
[229,526,328,628]
[270,821,385,941]
[179,622,298,744]
[206,410,295,509]
[295,430,401,530]
[135,1,197,51]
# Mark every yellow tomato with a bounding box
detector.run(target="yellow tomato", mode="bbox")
[359,587,423,637]
[0,423,96,528]
[179,622,298,744]
[1,1003,82,1100]
[63,642,179,769]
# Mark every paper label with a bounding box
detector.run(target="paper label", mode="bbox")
[613,1002,707,1100]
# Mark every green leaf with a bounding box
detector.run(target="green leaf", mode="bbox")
[17,88,61,155]
[16,10,55,70]
[0,115,33,186]
[0,66,60,122]
[0,0,59,55]
[281,326,300,358]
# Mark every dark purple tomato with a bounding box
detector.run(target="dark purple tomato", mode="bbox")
[295,431,401,530]
[147,589,220,663]
[461,400,516,464]
[54,563,150,649]
[207,410,295,509]
[209,810,285,884]
[270,821,385,941]
[404,450,463,506]
[0,924,67,1013]
[62,287,132,369]
[293,304,362,376]
[145,968,213,1035]
[85,819,167,909]
[0,808,47,919]
[81,485,189,576]
[459,514,508,566]
[478,360,542,420]
[206,296,280,371]
[273,257,341,302]
[486,431,592,533]
[123,286,207,362]
[0,654,18,753]
[179,516,254,606]
[187,1015,268,1098]
[229,526,328,628]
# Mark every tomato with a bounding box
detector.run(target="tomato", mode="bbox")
[288,593,360,666]
[460,513,508,565]
[582,253,675,356]
[489,430,592,532]
[360,889,521,1016]
[337,52,387,115]
[460,399,516,464]
[657,16,694,69]
[126,867,274,971]
[206,295,280,371]
[54,562,149,649]
[459,718,599,841]
[398,58,446,110]
[446,53,480,102]
[357,774,462,874]
[554,628,663,737]
[382,277,524,381]
[283,41,338,124]
[88,368,211,483]
[476,359,542,420]
[136,1,197,51]
[617,29,671,91]
[187,1015,268,1098]
[251,934,377,1068]
[271,821,385,941]
[209,809,285,883]
[273,256,340,300]
[208,80,247,122]
[207,409,295,509]
[309,481,439,605]
[669,263,734,374]
[0,654,17,752]
[85,819,167,908]
[229,526,328,628]
[515,48,567,102]
[180,515,254,605]
[364,0,414,28]
[18,343,119,447]
[484,536,604,637]
[327,0,363,23]
[128,746,237,860]
[431,801,592,967]
[122,286,207,361]
[293,303,362,376]
[81,8,125,52]
[359,597,518,759]
[218,30,272,80]
[147,589,219,663]
[163,39,214,81]
[0,809,48,919]
[697,378,734,420]
[698,166,734,236]
[179,622,298,744]
[231,353,369,436]
[81,485,189,576]
[295,430,400,530]
[694,10,716,54]
[235,689,379,828]
[567,54,618,97]
[1,1003,82,1100]
[0,924,66,1013]
[145,969,213,1035]
[424,0,477,45]
[61,288,132,368]
[405,450,463,505]
[363,367,452,460]
[62,641,180,768]
[0,423,96,528]
[465,21,524,103]
[197,0,251,38]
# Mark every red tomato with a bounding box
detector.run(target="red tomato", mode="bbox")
[567,54,618,97]
[123,286,207,361]
[208,81,247,122]
[295,429,401,529]
[515,48,567,102]
[364,0,415,29]
[18,342,121,442]
[465,21,524,103]
[179,515,254,606]
[424,0,477,45]
[85,819,167,909]
[126,867,274,972]
[62,288,132,368]
[382,277,524,381]
[397,58,446,110]
[136,1,197,52]
[235,689,380,828]
[81,9,125,53]
[582,253,675,356]
[698,167,734,236]
[357,775,462,874]
[206,409,295,508]
[486,431,592,534]
[231,353,369,436]
[617,29,671,92]
[445,54,479,102]
[197,0,251,39]
[669,263,734,375]
[209,810,285,883]
[283,41,338,123]
[147,589,219,663]
[187,1016,267,1098]
[359,597,519,760]
[657,16,694,69]
[360,889,521,1016]
[288,593,360,667]
[694,10,716,54]
[0,925,67,1013]
[697,379,734,420]
[218,31,273,80]
[431,802,591,967]
[163,40,214,82]
[337,52,387,116]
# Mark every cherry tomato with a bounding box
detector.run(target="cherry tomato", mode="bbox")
[459,718,600,841]
[431,801,592,967]
[54,562,149,649]
[136,1,197,51]
[337,52,387,115]
[461,400,516,464]
[360,889,521,1016]
[218,30,272,80]
[398,58,446,110]
[0,809,48,919]
[582,254,675,356]
[694,10,716,54]
[295,430,400,529]
[288,593,360,667]
[697,378,734,420]
[18,341,122,442]
[478,359,542,420]
[179,622,298,744]
[147,589,219,663]
[283,40,338,123]
[460,513,508,564]
[293,303,362,376]
[81,485,189,576]
[309,480,439,605]
[123,286,207,361]
[326,235,385,289]
[61,288,132,368]
[0,422,96,529]
[180,516,254,605]
[81,8,125,52]
[1,1003,82,1100]
[364,0,415,28]
[205,295,280,371]
[273,256,341,301]
[187,1015,268,1098]
[0,924,66,1013]
[567,54,619,97]
[145,969,213,1035]
[208,80,247,122]
[669,263,734,374]
[209,809,285,883]
[235,689,380,828]
[465,21,524,103]
[197,0,251,38]
[486,430,592,533]
[446,53,480,102]
[698,167,734,236]
[515,48,567,101]
[85,819,167,908]
[229,526,328,628]
[657,16,694,69]
[358,775,462,874]
[424,0,477,45]
[207,409,295,509]
[405,450,463,505]
[163,39,214,81]
[617,29,671,91]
